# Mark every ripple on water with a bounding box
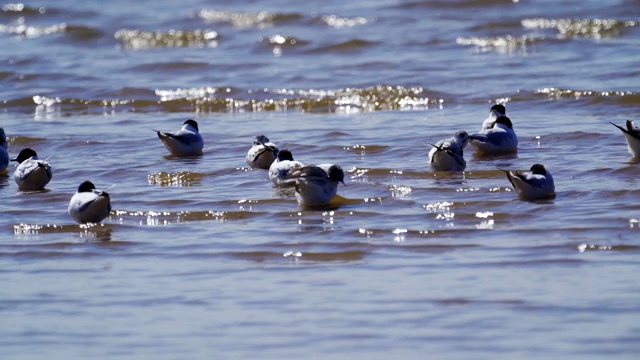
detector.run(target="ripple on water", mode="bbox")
[521,18,638,39]
[147,171,204,187]
[307,39,379,54]
[4,85,451,113]
[114,29,219,49]
[456,35,544,53]
[228,249,368,263]
[196,10,304,28]
[0,22,67,38]
[12,223,114,242]
[534,87,640,107]
[112,209,267,226]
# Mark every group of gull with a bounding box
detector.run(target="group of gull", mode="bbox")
[1,107,638,225]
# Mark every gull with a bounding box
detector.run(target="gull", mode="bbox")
[68,181,112,224]
[428,130,469,172]
[154,119,203,156]
[503,164,555,201]
[469,115,518,155]
[246,135,279,169]
[481,104,506,130]
[12,148,52,191]
[610,120,640,158]
[269,149,303,185]
[284,164,345,208]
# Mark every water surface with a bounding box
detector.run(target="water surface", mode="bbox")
[1,0,640,358]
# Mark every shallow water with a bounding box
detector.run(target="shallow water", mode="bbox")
[2,0,640,358]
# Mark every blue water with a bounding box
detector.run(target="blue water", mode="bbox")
[1,0,640,358]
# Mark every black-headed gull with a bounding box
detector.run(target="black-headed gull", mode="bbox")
[12,148,52,191]
[68,181,112,224]
[269,149,303,185]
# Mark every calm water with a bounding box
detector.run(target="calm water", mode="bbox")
[2,0,640,358]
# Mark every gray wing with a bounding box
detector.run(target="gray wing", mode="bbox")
[158,130,200,145]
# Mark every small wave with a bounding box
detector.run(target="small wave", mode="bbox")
[394,0,514,10]
[456,35,543,53]
[0,22,66,38]
[317,14,375,28]
[197,9,303,28]
[534,87,640,106]
[13,223,113,241]
[257,34,309,55]
[577,243,640,252]
[152,84,444,112]
[344,144,389,155]
[0,3,48,15]
[64,25,104,42]
[114,29,219,49]
[229,249,368,263]
[6,84,446,114]
[0,71,13,80]
[433,298,526,306]
[7,135,47,146]
[112,209,264,225]
[129,62,211,72]
[522,18,638,38]
[147,171,204,187]
[308,39,378,53]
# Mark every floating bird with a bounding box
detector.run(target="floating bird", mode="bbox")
[469,115,518,155]
[481,104,506,131]
[284,164,345,208]
[0,128,8,172]
[503,164,555,201]
[610,120,640,158]
[153,119,203,156]
[246,135,279,169]
[428,130,469,172]
[269,149,303,185]
[12,148,52,191]
[68,181,112,224]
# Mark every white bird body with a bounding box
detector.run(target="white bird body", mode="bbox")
[269,150,303,185]
[610,120,640,158]
[285,164,345,208]
[481,104,506,130]
[0,128,8,172]
[68,181,112,224]
[428,130,469,172]
[12,148,52,191]
[246,135,279,169]
[470,115,518,155]
[504,164,555,201]
[154,119,203,156]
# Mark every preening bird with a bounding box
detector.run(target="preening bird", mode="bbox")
[246,135,279,169]
[12,148,52,191]
[154,119,204,156]
[469,115,518,155]
[610,120,640,158]
[68,181,112,224]
[503,163,555,201]
[428,130,469,172]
